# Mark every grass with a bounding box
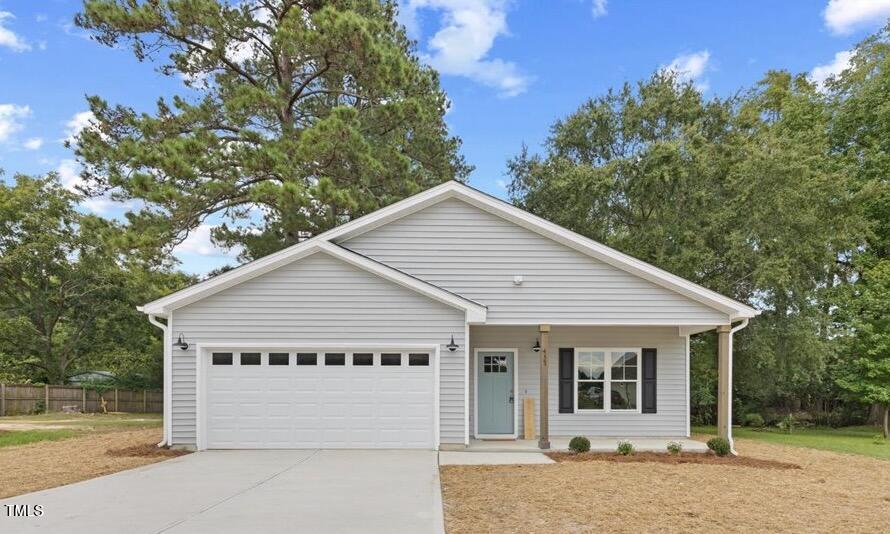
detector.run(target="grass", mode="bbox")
[0,429,78,448]
[693,424,889,460]
[0,412,162,447]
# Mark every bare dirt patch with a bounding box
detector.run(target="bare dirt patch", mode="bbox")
[546,451,800,470]
[0,428,186,499]
[106,443,190,459]
[440,438,890,533]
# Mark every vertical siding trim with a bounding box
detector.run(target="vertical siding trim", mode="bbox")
[685,333,691,437]
[464,319,470,446]
[166,311,173,446]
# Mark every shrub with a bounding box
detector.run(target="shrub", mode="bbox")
[777,414,797,434]
[617,440,634,455]
[706,437,731,456]
[743,413,765,428]
[666,441,682,454]
[568,436,590,453]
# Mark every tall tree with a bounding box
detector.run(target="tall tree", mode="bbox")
[0,174,187,384]
[507,71,865,412]
[835,260,890,437]
[74,0,470,261]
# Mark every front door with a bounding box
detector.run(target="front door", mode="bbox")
[477,351,514,436]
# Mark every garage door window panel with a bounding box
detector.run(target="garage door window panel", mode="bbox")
[381,353,402,366]
[269,353,289,366]
[212,352,233,365]
[240,352,261,365]
[325,353,346,366]
[296,353,317,365]
[409,353,429,366]
[353,353,373,366]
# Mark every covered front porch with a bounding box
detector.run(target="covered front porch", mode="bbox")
[467,323,743,452]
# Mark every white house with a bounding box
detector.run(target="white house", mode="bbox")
[140,181,757,451]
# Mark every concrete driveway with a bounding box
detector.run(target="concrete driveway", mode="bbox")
[0,450,443,534]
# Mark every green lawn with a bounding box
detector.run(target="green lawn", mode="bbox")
[0,429,79,448]
[0,413,162,448]
[694,424,889,460]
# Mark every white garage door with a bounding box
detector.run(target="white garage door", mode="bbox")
[203,350,436,449]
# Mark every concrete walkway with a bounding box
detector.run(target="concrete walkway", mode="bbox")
[0,450,443,534]
[439,451,554,465]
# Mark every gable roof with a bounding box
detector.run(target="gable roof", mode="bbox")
[139,240,487,322]
[141,181,758,321]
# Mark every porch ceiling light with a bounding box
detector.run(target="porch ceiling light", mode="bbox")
[175,334,189,351]
[532,338,541,353]
[446,335,459,352]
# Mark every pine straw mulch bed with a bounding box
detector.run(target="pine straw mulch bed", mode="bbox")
[439,438,890,534]
[0,428,189,499]
[545,451,800,470]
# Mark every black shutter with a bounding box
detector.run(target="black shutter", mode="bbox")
[558,348,574,413]
[641,348,657,413]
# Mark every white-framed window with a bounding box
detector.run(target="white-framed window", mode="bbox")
[574,348,640,412]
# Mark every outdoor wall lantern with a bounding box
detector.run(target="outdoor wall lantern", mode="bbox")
[175,334,189,351]
[446,335,459,352]
[532,338,541,353]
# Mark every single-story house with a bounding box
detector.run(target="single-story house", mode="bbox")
[139,181,758,451]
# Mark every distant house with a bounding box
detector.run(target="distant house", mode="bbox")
[68,371,116,385]
[139,181,758,451]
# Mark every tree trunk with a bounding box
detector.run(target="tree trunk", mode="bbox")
[884,404,890,439]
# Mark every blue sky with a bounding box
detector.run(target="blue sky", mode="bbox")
[1,0,889,275]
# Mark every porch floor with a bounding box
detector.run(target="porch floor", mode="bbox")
[466,437,709,453]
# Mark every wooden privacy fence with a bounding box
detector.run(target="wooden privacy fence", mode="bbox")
[0,384,162,416]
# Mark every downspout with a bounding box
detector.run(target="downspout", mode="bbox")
[147,314,169,447]
[727,318,749,455]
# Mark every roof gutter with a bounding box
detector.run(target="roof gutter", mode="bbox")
[146,313,169,448]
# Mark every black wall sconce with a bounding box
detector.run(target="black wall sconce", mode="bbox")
[446,335,459,352]
[175,334,189,351]
[532,338,541,353]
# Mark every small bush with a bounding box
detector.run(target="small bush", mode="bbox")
[568,436,590,453]
[777,414,797,433]
[707,437,731,456]
[743,413,765,428]
[666,441,682,454]
[617,440,634,456]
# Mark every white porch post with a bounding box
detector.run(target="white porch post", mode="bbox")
[538,324,551,449]
[716,324,732,448]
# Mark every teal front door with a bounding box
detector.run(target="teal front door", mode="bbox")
[477,351,514,435]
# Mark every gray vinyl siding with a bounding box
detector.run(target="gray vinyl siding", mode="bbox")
[470,325,687,438]
[342,198,729,325]
[169,251,466,446]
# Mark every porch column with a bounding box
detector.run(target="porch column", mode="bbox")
[538,324,551,449]
[716,325,732,445]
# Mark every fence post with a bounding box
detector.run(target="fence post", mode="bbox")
[142,389,147,413]
[114,388,119,412]
[44,384,50,413]
[1,383,5,416]
[82,387,87,413]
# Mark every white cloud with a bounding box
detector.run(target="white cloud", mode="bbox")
[495,179,508,190]
[173,224,242,258]
[23,137,43,150]
[824,0,890,34]
[810,49,853,88]
[406,0,531,97]
[55,159,135,215]
[662,50,712,92]
[591,0,608,18]
[0,103,30,142]
[64,110,97,144]
[0,11,31,52]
